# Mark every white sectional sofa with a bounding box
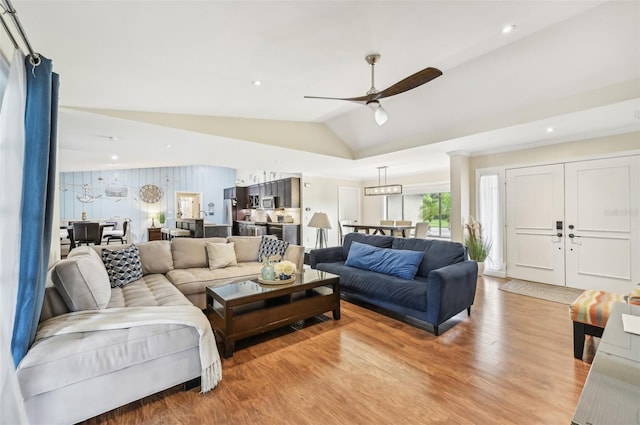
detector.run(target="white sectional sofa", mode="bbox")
[16,236,304,424]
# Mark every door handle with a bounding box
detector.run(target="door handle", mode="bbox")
[556,232,563,237]
[568,233,580,238]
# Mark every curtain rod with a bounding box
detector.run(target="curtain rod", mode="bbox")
[1,0,40,65]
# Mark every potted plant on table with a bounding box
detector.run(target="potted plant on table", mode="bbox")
[464,216,492,276]
[159,212,166,226]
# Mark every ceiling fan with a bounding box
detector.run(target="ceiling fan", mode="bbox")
[304,54,442,126]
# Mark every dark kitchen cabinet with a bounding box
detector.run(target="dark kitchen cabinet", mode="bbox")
[235,186,249,209]
[281,178,300,208]
[224,186,249,208]
[244,177,300,209]
[248,185,260,208]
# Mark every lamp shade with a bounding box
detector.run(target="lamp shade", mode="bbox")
[308,212,332,229]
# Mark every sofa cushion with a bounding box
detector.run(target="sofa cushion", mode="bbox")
[228,236,262,263]
[171,238,209,269]
[257,236,289,261]
[108,274,191,308]
[17,322,199,399]
[342,233,395,259]
[51,257,111,311]
[101,245,143,288]
[392,238,466,278]
[166,263,263,296]
[206,242,238,270]
[67,245,102,262]
[345,242,424,280]
[316,261,428,311]
[135,241,174,275]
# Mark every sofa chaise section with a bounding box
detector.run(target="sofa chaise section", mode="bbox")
[17,245,206,425]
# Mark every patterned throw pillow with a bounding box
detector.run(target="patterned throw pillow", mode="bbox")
[101,245,143,287]
[257,236,289,262]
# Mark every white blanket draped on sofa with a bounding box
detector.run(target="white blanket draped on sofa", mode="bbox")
[35,305,222,392]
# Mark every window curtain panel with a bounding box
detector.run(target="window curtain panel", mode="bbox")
[478,174,503,271]
[11,54,59,366]
[0,50,26,361]
[0,50,28,424]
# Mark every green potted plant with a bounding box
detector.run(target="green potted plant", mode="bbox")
[464,216,492,275]
[159,212,166,226]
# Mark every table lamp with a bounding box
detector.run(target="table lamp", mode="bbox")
[149,213,158,228]
[308,212,332,249]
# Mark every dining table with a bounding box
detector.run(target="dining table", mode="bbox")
[342,223,415,237]
[64,221,116,250]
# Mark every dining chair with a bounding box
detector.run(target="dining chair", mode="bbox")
[105,219,130,245]
[101,217,125,244]
[413,222,430,239]
[393,220,413,237]
[338,219,352,244]
[72,222,101,246]
[395,220,412,226]
[380,220,395,225]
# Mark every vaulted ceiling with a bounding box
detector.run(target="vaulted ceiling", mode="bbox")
[12,0,640,180]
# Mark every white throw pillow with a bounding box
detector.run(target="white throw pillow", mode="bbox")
[206,242,238,270]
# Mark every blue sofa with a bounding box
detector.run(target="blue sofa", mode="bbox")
[310,233,478,335]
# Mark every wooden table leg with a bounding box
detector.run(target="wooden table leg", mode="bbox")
[223,339,235,358]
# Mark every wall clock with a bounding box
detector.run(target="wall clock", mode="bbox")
[139,184,163,203]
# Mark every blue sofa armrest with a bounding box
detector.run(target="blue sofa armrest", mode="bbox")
[309,247,344,268]
[426,260,478,325]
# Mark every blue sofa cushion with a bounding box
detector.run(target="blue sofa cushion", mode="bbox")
[392,238,466,278]
[316,261,429,311]
[345,242,424,280]
[342,232,394,259]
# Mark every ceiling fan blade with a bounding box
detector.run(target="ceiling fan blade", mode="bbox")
[303,94,372,103]
[372,67,442,100]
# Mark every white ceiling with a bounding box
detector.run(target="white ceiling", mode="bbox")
[11,0,640,180]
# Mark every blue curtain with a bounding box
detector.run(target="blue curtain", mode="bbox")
[11,55,59,366]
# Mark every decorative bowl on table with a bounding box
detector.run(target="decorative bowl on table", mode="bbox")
[258,259,298,285]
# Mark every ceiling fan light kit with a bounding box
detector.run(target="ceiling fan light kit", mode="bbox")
[304,53,442,126]
[364,166,403,196]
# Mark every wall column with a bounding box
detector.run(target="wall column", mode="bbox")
[448,152,470,243]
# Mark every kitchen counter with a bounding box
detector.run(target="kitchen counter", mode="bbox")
[235,221,300,244]
[176,218,231,238]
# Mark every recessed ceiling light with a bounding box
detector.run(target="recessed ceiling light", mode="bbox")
[165,144,172,148]
[502,24,516,34]
[546,127,555,133]
[252,80,262,86]
[111,155,118,160]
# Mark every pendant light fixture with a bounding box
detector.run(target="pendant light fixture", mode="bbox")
[364,166,403,196]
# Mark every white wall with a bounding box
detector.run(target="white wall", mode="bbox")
[300,175,361,249]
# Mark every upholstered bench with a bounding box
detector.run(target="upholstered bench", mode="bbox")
[569,289,638,360]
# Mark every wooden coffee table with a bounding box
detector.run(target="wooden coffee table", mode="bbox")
[206,269,340,358]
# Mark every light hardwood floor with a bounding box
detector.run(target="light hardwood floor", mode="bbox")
[83,276,592,424]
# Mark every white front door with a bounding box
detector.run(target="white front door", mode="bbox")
[505,155,639,291]
[565,156,640,292]
[506,164,565,285]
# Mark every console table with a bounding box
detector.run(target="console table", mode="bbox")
[572,303,640,424]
